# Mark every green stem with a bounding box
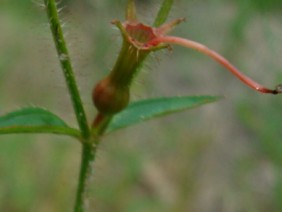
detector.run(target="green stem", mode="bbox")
[74,114,112,212]
[44,0,90,138]
[44,1,94,210]
[74,142,97,212]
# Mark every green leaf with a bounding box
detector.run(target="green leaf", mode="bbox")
[154,0,174,27]
[0,107,81,138]
[106,95,221,133]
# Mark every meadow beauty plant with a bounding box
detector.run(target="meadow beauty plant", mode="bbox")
[0,0,281,211]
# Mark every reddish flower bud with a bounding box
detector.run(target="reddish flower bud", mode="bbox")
[92,77,129,115]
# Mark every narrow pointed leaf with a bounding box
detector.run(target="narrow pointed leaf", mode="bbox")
[126,0,137,22]
[106,95,221,133]
[0,107,81,138]
[154,0,174,27]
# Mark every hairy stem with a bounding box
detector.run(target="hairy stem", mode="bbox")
[44,0,90,138]
[74,142,97,212]
[44,1,94,211]
[74,113,112,212]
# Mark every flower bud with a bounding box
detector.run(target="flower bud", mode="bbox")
[92,76,129,115]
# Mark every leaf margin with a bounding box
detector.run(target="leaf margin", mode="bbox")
[106,95,222,133]
[0,107,81,139]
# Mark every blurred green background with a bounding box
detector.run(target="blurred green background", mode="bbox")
[0,0,282,211]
